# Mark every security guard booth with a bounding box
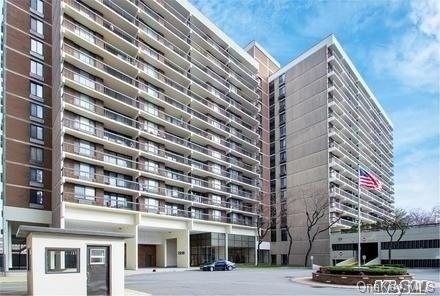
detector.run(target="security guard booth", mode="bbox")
[17,226,132,295]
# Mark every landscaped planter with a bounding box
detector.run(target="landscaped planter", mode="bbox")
[312,267,413,285]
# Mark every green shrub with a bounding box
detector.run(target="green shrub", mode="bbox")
[321,266,407,276]
[368,264,406,269]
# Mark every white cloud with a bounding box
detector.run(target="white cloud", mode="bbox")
[391,105,440,210]
[391,106,439,148]
[371,0,440,92]
[395,153,439,210]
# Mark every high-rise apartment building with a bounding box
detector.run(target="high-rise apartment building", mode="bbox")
[1,1,394,271]
[2,0,262,271]
[268,35,394,265]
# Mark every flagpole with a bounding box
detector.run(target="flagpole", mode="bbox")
[357,166,361,268]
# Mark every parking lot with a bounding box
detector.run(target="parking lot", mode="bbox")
[1,268,438,295]
[125,268,439,295]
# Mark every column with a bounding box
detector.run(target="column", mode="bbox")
[254,236,258,266]
[225,233,229,261]
[124,225,138,270]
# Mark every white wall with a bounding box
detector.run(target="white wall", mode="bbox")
[28,233,125,296]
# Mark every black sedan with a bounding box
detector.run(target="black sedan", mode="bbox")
[200,260,236,271]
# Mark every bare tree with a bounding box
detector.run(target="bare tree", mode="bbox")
[303,191,341,267]
[377,208,409,264]
[256,215,271,266]
[406,206,440,225]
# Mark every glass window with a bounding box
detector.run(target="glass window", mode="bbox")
[30,124,43,140]
[280,177,287,188]
[46,249,79,273]
[30,146,43,163]
[280,164,287,176]
[280,125,286,137]
[30,17,44,35]
[30,60,43,77]
[74,185,95,201]
[89,248,106,265]
[30,39,43,56]
[29,190,43,205]
[279,85,286,98]
[30,0,44,14]
[30,103,43,119]
[279,74,286,85]
[30,82,43,99]
[30,168,43,183]
[280,138,286,150]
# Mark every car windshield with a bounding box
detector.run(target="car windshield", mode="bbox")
[202,261,214,265]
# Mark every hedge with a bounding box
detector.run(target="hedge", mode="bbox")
[322,266,407,276]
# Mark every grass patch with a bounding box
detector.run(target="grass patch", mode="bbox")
[322,266,408,276]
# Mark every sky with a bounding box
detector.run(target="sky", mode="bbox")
[191,0,440,211]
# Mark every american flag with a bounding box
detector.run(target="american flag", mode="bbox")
[359,167,382,190]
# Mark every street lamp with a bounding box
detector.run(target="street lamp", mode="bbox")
[310,255,314,269]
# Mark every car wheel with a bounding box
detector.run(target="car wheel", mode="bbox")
[227,266,233,271]
[210,267,214,272]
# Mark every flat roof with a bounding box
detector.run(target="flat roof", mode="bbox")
[269,34,392,127]
[244,40,281,68]
[17,226,134,239]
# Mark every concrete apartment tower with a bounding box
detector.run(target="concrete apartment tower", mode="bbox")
[268,35,394,266]
[2,0,263,271]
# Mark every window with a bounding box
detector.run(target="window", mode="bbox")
[30,0,44,14]
[280,125,286,137]
[279,86,286,98]
[29,190,43,206]
[75,163,95,180]
[76,116,95,134]
[89,248,106,265]
[144,102,158,116]
[282,254,288,265]
[74,185,95,201]
[211,164,222,175]
[279,74,286,85]
[30,60,43,77]
[279,112,286,125]
[30,168,43,184]
[46,248,79,273]
[30,39,43,56]
[30,17,43,35]
[145,160,158,173]
[104,192,131,209]
[30,124,43,141]
[280,151,286,163]
[143,179,159,192]
[77,140,93,156]
[280,138,286,150]
[145,141,159,154]
[280,164,287,176]
[30,146,43,164]
[271,229,277,242]
[211,179,222,190]
[30,103,43,120]
[280,177,287,189]
[212,195,221,205]
[146,198,159,211]
[30,82,43,99]
[144,121,158,135]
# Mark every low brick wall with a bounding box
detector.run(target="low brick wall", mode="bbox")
[312,272,413,285]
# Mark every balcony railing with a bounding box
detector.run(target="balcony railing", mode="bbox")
[63,192,255,226]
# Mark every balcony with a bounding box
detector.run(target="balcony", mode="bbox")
[63,192,256,226]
